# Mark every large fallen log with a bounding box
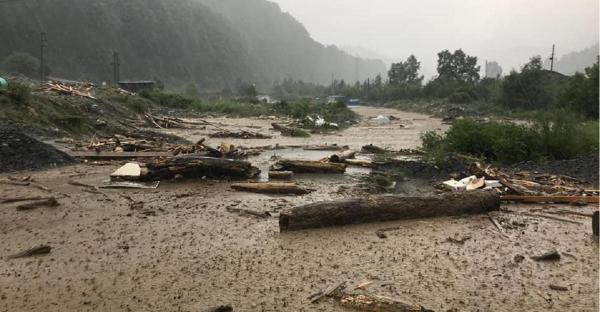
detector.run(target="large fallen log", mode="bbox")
[145,155,260,180]
[231,183,311,195]
[329,150,356,163]
[280,191,500,231]
[272,160,346,174]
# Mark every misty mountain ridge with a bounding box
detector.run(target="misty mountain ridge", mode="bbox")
[0,0,386,89]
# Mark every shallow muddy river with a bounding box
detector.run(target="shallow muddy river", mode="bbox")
[0,107,597,312]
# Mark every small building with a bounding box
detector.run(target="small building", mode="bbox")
[118,81,155,93]
[326,95,346,104]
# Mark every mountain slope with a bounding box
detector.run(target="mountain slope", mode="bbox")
[0,0,386,88]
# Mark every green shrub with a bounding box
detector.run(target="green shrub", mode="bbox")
[7,82,32,103]
[421,110,598,163]
[140,89,195,109]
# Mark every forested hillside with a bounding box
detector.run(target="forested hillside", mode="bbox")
[0,0,386,89]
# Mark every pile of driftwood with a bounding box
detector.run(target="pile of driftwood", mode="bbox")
[209,130,271,139]
[144,114,208,129]
[144,155,260,180]
[469,162,599,203]
[39,81,97,100]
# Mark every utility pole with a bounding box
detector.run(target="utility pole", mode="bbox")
[40,32,47,81]
[549,44,555,72]
[111,52,120,85]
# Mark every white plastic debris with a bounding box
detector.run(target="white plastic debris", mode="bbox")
[110,163,142,181]
[485,180,502,188]
[373,115,391,125]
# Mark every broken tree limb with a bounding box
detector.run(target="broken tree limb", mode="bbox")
[268,171,293,180]
[272,159,346,174]
[501,195,600,204]
[7,245,52,259]
[344,159,375,168]
[225,206,271,218]
[308,281,346,303]
[231,183,311,195]
[16,197,59,211]
[279,191,500,231]
[329,150,356,163]
[488,213,510,238]
[145,155,260,180]
[1,196,50,204]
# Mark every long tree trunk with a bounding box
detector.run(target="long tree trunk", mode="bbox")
[272,160,346,174]
[145,155,260,180]
[280,191,500,231]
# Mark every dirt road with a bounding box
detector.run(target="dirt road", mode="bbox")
[1,107,597,312]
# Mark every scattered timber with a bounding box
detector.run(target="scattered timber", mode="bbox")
[268,171,294,180]
[304,145,345,151]
[16,197,59,211]
[280,191,500,231]
[231,183,311,195]
[69,151,173,159]
[210,131,272,139]
[7,245,52,259]
[338,293,431,312]
[272,160,346,174]
[145,155,260,180]
[271,123,308,137]
[329,150,356,163]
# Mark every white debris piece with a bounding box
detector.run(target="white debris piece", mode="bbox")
[110,163,142,181]
[443,179,466,191]
[373,115,391,125]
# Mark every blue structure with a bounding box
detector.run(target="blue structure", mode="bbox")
[0,77,7,89]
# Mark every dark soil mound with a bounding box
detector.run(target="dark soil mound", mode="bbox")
[0,126,77,172]
[509,155,600,186]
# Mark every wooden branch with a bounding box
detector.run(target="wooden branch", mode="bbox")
[16,197,59,211]
[329,150,356,163]
[231,183,311,195]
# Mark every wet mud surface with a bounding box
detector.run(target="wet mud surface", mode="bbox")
[0,107,598,312]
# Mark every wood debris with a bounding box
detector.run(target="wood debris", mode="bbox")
[39,81,97,99]
[7,245,52,259]
[16,197,59,211]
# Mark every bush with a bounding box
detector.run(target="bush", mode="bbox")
[422,110,598,163]
[6,82,32,103]
[140,89,195,109]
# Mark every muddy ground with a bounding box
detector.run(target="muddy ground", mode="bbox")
[1,107,598,312]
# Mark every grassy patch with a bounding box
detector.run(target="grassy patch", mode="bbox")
[422,109,599,164]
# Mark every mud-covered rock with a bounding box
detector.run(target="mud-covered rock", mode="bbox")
[0,126,76,172]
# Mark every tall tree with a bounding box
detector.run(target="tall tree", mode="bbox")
[388,55,423,85]
[436,49,480,84]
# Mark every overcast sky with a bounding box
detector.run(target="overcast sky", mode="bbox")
[270,0,599,78]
